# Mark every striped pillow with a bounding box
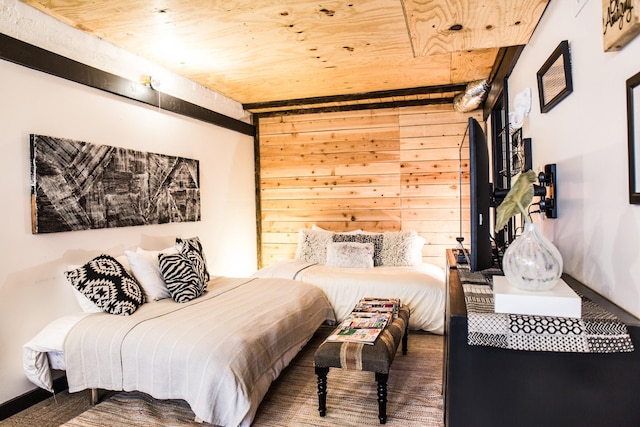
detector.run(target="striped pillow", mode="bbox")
[176,237,210,285]
[158,253,206,303]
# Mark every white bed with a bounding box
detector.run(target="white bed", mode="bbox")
[253,259,445,334]
[24,276,334,427]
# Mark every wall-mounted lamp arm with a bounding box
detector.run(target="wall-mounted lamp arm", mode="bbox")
[536,164,557,218]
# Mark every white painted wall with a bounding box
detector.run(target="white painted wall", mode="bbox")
[0,0,250,123]
[508,0,640,317]
[0,1,256,406]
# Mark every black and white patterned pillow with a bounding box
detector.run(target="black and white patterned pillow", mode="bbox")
[158,253,206,303]
[64,254,144,316]
[176,237,210,285]
[333,233,384,266]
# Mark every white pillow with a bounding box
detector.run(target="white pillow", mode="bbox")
[295,228,334,263]
[125,247,177,301]
[326,241,374,268]
[115,255,132,274]
[380,231,424,266]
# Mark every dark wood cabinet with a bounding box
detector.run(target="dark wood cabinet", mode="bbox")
[444,250,640,427]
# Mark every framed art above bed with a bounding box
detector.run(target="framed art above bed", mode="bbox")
[30,134,201,234]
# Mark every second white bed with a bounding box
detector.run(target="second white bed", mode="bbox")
[254,260,446,334]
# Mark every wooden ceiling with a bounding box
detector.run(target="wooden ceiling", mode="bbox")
[21,0,548,114]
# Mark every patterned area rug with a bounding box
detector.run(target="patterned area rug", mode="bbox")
[59,327,444,427]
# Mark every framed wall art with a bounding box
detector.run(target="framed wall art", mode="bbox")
[537,40,573,114]
[627,71,640,204]
[30,134,201,233]
[602,0,640,52]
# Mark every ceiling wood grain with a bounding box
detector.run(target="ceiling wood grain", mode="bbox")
[20,0,548,107]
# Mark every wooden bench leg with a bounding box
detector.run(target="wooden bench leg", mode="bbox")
[375,372,388,424]
[402,325,408,355]
[315,366,329,417]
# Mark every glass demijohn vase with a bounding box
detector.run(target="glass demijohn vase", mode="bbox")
[502,222,563,291]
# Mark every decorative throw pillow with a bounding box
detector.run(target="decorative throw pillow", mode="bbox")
[71,287,103,313]
[295,228,334,263]
[125,247,176,301]
[176,237,210,286]
[158,252,206,303]
[66,264,102,313]
[380,231,425,266]
[326,242,374,268]
[64,254,144,316]
[333,233,384,266]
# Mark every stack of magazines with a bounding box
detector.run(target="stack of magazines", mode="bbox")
[326,297,401,344]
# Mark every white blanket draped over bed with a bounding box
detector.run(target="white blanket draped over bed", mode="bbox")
[29,276,333,427]
[253,260,445,334]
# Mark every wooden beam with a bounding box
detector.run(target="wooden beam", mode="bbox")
[483,45,525,120]
[252,97,456,118]
[0,33,255,136]
[244,84,466,111]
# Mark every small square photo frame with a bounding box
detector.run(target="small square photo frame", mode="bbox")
[537,40,573,113]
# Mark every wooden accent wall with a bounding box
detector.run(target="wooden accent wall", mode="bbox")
[257,104,483,268]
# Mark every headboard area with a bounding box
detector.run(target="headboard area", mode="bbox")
[256,104,482,269]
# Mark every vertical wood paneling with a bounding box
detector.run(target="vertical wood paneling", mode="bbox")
[258,105,482,268]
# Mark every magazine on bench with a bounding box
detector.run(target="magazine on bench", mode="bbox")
[326,297,400,344]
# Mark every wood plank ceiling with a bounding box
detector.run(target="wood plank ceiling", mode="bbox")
[20,0,549,114]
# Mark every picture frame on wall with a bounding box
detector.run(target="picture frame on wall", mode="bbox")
[30,134,202,233]
[602,0,640,52]
[627,71,640,204]
[537,40,573,114]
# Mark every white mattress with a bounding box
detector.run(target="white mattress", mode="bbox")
[254,260,446,334]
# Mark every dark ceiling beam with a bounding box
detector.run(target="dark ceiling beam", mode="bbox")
[0,33,255,137]
[244,83,466,112]
[483,45,525,120]
[252,97,455,118]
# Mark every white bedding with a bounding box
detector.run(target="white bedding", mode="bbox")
[24,276,334,427]
[253,260,446,334]
[23,311,93,392]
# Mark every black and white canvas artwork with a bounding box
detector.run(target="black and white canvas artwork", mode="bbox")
[30,134,201,234]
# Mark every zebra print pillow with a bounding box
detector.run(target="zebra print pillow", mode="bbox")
[64,254,144,315]
[158,253,206,303]
[176,237,210,285]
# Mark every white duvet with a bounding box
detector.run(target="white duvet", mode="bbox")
[253,260,446,334]
[24,276,334,427]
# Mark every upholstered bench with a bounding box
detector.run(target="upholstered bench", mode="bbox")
[314,305,410,424]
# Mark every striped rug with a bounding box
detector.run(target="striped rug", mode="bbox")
[60,327,444,427]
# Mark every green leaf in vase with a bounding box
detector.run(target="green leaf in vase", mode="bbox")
[494,169,537,231]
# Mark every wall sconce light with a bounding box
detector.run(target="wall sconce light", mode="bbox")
[509,88,532,129]
[142,75,161,90]
[533,163,557,218]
